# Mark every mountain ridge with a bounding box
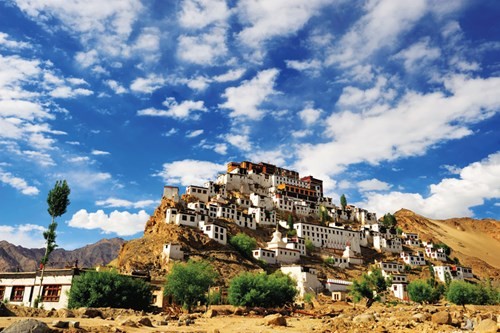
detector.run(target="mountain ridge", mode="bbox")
[0,237,125,272]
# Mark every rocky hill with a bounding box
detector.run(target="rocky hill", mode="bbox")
[113,195,500,284]
[0,238,125,272]
[394,209,500,278]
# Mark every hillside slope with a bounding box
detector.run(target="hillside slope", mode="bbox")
[395,209,500,278]
[0,238,125,272]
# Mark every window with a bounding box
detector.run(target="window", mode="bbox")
[10,286,24,302]
[0,286,4,300]
[42,285,62,302]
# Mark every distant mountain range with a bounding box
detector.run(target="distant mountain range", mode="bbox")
[0,238,125,272]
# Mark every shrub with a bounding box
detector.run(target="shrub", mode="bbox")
[446,280,500,306]
[228,271,297,308]
[208,290,221,305]
[349,267,391,307]
[230,233,257,258]
[305,239,315,254]
[164,260,218,311]
[304,293,314,304]
[68,271,152,310]
[407,279,443,304]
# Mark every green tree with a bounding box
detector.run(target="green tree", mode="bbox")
[164,260,218,311]
[407,279,443,304]
[349,267,391,307]
[68,271,152,310]
[228,271,297,307]
[319,206,330,225]
[37,180,70,306]
[381,213,397,228]
[287,214,294,230]
[446,280,477,307]
[305,239,315,255]
[230,233,257,258]
[434,242,451,256]
[340,194,347,210]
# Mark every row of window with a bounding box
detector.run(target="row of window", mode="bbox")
[0,285,62,302]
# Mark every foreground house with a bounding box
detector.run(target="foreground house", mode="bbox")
[0,268,78,309]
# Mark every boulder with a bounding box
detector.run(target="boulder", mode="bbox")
[432,311,451,325]
[0,303,14,317]
[2,319,51,333]
[205,309,218,318]
[80,308,103,318]
[353,313,376,323]
[265,314,287,326]
[119,319,139,327]
[474,319,498,333]
[413,313,430,323]
[138,317,153,327]
[57,308,75,318]
[52,320,69,328]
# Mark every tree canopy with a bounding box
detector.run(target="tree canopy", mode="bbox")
[407,279,443,304]
[381,213,397,228]
[164,260,218,311]
[228,271,297,307]
[340,194,347,210]
[230,233,257,258]
[68,271,152,310]
[349,267,391,307]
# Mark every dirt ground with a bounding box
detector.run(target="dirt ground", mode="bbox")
[1,302,499,333]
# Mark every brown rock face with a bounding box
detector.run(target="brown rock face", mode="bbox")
[431,311,451,325]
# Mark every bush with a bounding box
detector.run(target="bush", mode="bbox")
[230,233,257,258]
[408,279,443,304]
[228,271,297,308]
[446,280,500,306]
[164,260,218,311]
[349,267,391,307]
[305,239,315,254]
[68,271,152,310]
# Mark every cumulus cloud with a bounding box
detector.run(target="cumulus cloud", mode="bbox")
[0,170,39,195]
[357,178,392,192]
[0,224,46,247]
[137,97,207,120]
[105,80,127,94]
[95,197,157,209]
[213,69,246,82]
[236,0,329,58]
[68,209,149,236]
[295,75,500,177]
[219,68,279,120]
[358,152,500,219]
[178,0,231,29]
[186,129,204,138]
[0,32,31,50]
[298,104,322,125]
[91,149,110,156]
[130,75,165,93]
[155,159,226,186]
[178,27,228,65]
[393,37,441,71]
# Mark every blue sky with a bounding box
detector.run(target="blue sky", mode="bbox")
[0,0,499,250]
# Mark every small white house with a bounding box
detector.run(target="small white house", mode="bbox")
[453,265,473,279]
[199,222,227,245]
[400,251,426,266]
[391,282,408,301]
[281,265,323,297]
[266,229,300,264]
[186,185,209,202]
[379,261,404,274]
[425,247,447,261]
[162,243,184,262]
[433,265,453,283]
[0,269,77,309]
[325,278,352,292]
[252,248,277,265]
[248,206,276,225]
[373,235,402,253]
[163,186,180,203]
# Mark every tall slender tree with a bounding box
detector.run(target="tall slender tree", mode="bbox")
[340,194,347,211]
[35,180,70,306]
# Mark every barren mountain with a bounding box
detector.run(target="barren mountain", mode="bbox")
[395,209,500,278]
[0,238,125,272]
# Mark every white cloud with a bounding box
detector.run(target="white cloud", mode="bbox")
[178,27,228,65]
[95,197,157,209]
[247,148,287,167]
[219,68,279,120]
[0,170,39,195]
[59,171,112,190]
[296,75,500,177]
[213,143,228,155]
[68,156,91,163]
[327,0,429,67]
[186,76,211,92]
[291,130,312,138]
[186,129,204,138]
[236,0,329,57]
[224,133,252,151]
[0,32,31,50]
[137,98,207,120]
[23,150,55,167]
[298,104,322,125]
[163,128,179,137]
[91,149,110,156]
[133,27,160,57]
[68,209,149,236]
[285,59,322,75]
[393,37,441,71]
[14,0,144,63]
[130,75,165,93]
[0,224,45,248]
[358,152,500,219]
[357,178,392,192]
[105,80,127,94]
[213,69,246,82]
[178,0,231,29]
[155,159,226,186]
[337,77,396,109]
